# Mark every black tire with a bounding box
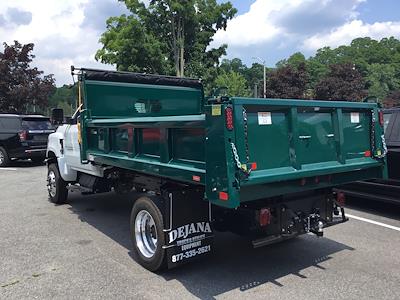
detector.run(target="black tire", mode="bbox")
[130,196,166,272]
[0,147,10,167]
[47,163,68,204]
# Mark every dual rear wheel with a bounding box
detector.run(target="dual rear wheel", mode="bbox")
[130,197,166,272]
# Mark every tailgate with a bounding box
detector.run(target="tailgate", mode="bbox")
[205,98,386,208]
[239,105,373,176]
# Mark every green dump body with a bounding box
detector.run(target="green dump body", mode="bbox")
[78,69,386,209]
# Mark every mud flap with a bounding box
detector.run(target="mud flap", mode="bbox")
[162,188,214,269]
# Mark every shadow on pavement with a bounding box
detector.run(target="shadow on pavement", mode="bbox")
[346,196,400,222]
[67,191,354,299]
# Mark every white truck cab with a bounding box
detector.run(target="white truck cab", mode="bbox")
[47,123,104,182]
[45,114,116,205]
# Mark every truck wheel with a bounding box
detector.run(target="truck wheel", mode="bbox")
[0,147,10,167]
[47,164,68,204]
[130,197,166,272]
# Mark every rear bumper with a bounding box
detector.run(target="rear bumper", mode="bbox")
[252,214,348,248]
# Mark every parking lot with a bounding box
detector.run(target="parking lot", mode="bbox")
[1,163,400,299]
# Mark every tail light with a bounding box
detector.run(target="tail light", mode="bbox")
[225,107,234,130]
[18,130,28,141]
[378,111,384,127]
[219,191,228,201]
[259,208,272,226]
[336,191,346,206]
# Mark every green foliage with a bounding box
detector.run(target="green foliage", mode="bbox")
[214,71,251,97]
[276,52,306,69]
[48,85,77,116]
[306,37,400,100]
[0,41,55,114]
[93,2,400,102]
[96,0,237,80]
[245,63,264,91]
[262,37,400,101]
[366,64,400,101]
[215,58,265,97]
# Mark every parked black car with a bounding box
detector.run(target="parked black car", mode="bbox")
[0,114,54,167]
[338,107,400,204]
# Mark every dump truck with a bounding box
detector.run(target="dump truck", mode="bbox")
[338,107,398,204]
[46,67,387,271]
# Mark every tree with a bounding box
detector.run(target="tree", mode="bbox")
[49,85,77,116]
[276,52,306,69]
[243,63,265,97]
[0,41,55,113]
[214,71,251,97]
[96,0,237,78]
[308,37,400,85]
[219,58,247,74]
[315,63,366,101]
[266,63,308,99]
[366,63,400,101]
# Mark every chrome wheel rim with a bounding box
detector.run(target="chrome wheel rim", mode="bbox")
[0,150,4,165]
[135,210,158,258]
[47,170,57,197]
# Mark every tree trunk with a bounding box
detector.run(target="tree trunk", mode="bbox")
[171,17,180,76]
[171,16,185,77]
[179,21,185,77]
[180,44,184,77]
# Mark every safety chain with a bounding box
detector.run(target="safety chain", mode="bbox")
[379,134,388,158]
[371,110,387,159]
[242,108,250,162]
[230,142,251,175]
[230,142,242,170]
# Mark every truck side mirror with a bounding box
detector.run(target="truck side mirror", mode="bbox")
[51,108,64,125]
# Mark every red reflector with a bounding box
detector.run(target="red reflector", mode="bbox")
[378,111,384,126]
[259,208,271,226]
[364,150,371,157]
[251,162,257,170]
[336,192,346,206]
[192,175,200,182]
[219,192,228,201]
[225,107,234,130]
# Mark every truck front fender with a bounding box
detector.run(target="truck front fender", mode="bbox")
[57,156,78,182]
[47,130,78,182]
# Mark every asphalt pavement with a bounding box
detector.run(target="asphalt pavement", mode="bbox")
[1,163,400,299]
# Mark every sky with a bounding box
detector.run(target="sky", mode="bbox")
[0,0,399,86]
